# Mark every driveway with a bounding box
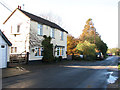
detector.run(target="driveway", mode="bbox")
[2,56,119,88]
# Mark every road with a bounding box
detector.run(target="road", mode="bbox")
[2,56,119,88]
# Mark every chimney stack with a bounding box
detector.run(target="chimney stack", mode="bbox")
[18,5,21,9]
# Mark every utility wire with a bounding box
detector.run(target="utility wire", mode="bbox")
[0,1,12,12]
[0,1,29,24]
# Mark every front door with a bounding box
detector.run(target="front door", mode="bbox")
[0,45,7,68]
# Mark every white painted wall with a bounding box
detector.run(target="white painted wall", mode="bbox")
[29,20,67,60]
[0,35,10,68]
[3,9,30,54]
[3,9,67,61]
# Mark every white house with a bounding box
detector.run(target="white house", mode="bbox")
[0,30,12,68]
[3,8,68,61]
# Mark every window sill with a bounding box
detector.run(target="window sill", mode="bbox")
[11,33,21,35]
[56,55,64,57]
[10,53,17,54]
[37,34,43,36]
[51,37,55,39]
[35,56,43,58]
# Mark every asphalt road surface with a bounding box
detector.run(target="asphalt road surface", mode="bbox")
[2,56,119,88]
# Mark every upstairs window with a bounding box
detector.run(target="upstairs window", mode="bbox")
[50,28,55,38]
[60,31,63,40]
[38,24,43,36]
[11,26,12,33]
[17,25,20,33]
[11,47,17,53]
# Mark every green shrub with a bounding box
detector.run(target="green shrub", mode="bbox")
[54,56,63,62]
[85,55,96,61]
[73,55,82,60]
[42,35,54,62]
[54,57,59,62]
[59,56,62,61]
[118,65,120,70]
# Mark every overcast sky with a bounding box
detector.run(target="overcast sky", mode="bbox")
[0,0,119,48]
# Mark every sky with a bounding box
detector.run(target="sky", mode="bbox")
[0,0,119,48]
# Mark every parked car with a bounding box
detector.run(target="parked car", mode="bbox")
[96,52,103,60]
[108,53,112,56]
[80,55,84,58]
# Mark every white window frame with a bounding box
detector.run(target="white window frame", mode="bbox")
[38,24,43,36]
[60,31,63,40]
[56,47,64,56]
[34,47,43,57]
[17,25,20,33]
[11,26,12,33]
[50,28,55,38]
[11,47,17,53]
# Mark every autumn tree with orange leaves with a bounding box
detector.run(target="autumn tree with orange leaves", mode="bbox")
[79,18,108,56]
[67,35,80,55]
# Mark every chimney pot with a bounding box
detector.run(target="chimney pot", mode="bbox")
[18,5,20,9]
[20,6,21,9]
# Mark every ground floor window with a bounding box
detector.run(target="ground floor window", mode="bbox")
[35,47,43,56]
[57,47,64,56]
[11,47,17,53]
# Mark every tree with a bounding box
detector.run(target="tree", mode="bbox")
[107,48,118,54]
[80,18,96,43]
[76,41,96,60]
[42,35,54,62]
[107,48,120,55]
[67,34,79,55]
[79,18,108,56]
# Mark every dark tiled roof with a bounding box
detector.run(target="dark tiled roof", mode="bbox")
[19,9,68,33]
[0,30,12,46]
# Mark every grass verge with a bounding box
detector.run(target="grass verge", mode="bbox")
[118,65,120,70]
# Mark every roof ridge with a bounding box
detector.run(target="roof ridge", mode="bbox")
[19,9,57,25]
[18,9,68,33]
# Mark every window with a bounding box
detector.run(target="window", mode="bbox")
[57,47,64,56]
[11,47,17,53]
[50,28,55,38]
[11,26,12,33]
[17,25,20,33]
[38,24,43,36]
[35,47,43,56]
[57,48,60,56]
[60,31,63,40]
[1,45,5,48]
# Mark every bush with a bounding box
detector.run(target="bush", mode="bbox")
[54,57,59,62]
[42,35,54,62]
[73,55,82,60]
[118,65,120,70]
[85,55,96,61]
[54,56,63,62]
[59,56,62,61]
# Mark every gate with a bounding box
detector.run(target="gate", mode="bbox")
[9,53,28,66]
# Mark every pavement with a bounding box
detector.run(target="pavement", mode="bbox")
[2,60,42,78]
[2,60,71,78]
[2,66,30,78]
